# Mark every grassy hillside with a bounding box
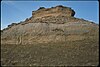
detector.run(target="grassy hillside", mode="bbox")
[1,36,99,66]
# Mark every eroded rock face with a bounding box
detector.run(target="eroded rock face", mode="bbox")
[1,5,99,44]
[32,5,75,19]
[1,5,99,66]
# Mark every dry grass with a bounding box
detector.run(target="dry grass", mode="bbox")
[1,37,99,66]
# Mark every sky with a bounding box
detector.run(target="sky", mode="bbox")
[1,1,99,30]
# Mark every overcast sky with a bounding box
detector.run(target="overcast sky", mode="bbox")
[1,1,99,30]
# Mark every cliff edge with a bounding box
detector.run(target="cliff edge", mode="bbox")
[1,5,99,44]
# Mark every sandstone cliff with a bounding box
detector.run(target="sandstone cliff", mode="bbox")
[1,5,99,66]
[1,5,99,44]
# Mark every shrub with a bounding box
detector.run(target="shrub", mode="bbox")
[38,7,45,10]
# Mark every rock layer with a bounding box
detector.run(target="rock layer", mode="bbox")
[1,5,99,44]
[1,5,99,66]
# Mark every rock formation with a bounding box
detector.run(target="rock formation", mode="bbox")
[1,5,99,66]
[1,5,99,44]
